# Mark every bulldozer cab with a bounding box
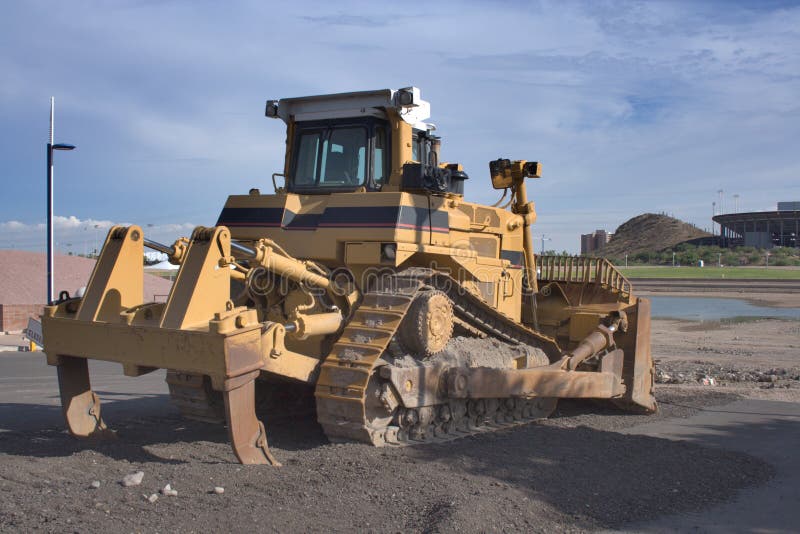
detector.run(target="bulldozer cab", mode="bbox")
[267,87,463,196]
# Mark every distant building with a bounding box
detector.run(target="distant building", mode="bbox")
[777,201,800,211]
[713,201,799,249]
[581,230,612,255]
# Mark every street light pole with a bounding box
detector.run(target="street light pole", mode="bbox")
[47,99,54,305]
[46,97,76,304]
[712,201,716,237]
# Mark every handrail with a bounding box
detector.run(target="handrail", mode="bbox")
[537,255,632,298]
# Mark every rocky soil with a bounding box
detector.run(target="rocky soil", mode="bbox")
[650,317,800,401]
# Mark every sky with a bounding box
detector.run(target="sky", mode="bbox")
[1,0,799,254]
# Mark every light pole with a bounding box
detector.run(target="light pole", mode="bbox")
[540,235,551,255]
[93,224,100,256]
[712,201,716,237]
[733,194,739,213]
[47,97,76,304]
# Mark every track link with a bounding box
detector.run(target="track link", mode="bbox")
[166,371,225,423]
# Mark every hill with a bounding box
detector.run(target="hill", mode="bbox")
[601,213,711,257]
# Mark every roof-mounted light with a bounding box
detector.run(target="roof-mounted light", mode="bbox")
[394,87,421,107]
[265,100,279,118]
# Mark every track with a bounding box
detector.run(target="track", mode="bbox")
[314,269,562,446]
[166,371,225,423]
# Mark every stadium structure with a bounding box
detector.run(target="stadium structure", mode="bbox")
[713,201,800,249]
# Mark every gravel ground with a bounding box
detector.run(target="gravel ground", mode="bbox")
[0,317,795,532]
[0,386,772,533]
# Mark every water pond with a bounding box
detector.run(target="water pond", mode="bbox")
[649,296,800,322]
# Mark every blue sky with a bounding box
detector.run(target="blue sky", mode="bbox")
[1,0,799,253]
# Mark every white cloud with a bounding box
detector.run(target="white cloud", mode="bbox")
[1,1,799,253]
[0,216,195,253]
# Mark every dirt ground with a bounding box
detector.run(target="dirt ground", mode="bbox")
[0,314,797,532]
[651,318,800,401]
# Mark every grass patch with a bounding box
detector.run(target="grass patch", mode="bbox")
[618,266,800,279]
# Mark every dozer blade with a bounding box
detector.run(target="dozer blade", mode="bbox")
[614,297,656,413]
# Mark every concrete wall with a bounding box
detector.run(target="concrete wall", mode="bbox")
[0,304,43,332]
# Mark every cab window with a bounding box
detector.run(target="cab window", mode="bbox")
[290,118,387,192]
[295,126,367,187]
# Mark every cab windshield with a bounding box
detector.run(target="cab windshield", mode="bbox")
[289,118,387,192]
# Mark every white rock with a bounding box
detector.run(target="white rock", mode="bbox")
[161,484,178,497]
[147,493,158,503]
[121,471,144,487]
[213,486,225,495]
[90,481,101,489]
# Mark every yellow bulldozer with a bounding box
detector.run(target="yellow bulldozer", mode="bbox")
[42,87,655,465]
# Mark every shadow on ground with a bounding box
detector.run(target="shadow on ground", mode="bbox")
[0,393,329,465]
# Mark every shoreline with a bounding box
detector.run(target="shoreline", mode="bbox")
[633,279,800,308]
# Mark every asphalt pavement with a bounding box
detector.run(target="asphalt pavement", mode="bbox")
[615,399,800,533]
[0,350,170,433]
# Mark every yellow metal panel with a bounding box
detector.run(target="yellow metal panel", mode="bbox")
[161,227,232,330]
[76,226,144,323]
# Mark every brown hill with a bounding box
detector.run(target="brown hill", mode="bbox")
[602,213,710,257]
